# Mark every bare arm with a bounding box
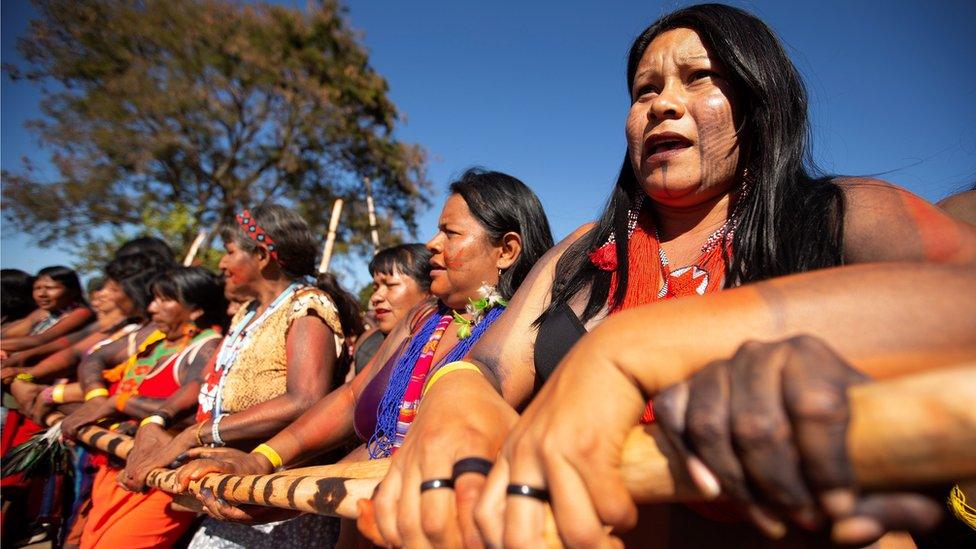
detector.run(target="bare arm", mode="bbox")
[1,308,94,352]
[78,325,156,393]
[467,223,595,407]
[0,310,43,339]
[188,315,338,448]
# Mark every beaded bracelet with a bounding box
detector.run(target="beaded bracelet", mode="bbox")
[84,388,109,401]
[422,361,484,398]
[211,413,228,447]
[251,443,283,470]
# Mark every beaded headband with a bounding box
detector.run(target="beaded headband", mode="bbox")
[235,209,279,262]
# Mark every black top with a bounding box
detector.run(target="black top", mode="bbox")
[533,302,587,388]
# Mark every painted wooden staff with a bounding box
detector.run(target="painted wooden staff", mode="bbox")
[364,177,380,251]
[42,412,135,459]
[318,198,344,273]
[142,365,976,518]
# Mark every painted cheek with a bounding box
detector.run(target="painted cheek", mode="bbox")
[693,95,738,186]
[444,246,465,269]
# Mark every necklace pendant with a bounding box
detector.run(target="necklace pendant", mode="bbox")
[666,265,709,297]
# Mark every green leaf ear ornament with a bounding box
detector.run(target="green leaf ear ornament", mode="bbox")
[451,283,508,339]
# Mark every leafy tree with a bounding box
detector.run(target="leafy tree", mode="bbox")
[2,0,428,272]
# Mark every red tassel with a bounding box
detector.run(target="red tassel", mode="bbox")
[588,243,618,271]
[640,400,655,424]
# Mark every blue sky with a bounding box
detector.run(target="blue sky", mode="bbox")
[3,0,975,286]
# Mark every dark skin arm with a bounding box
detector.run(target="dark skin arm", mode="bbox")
[77,324,156,394]
[127,314,340,491]
[171,302,424,493]
[61,325,156,438]
[478,176,976,549]
[0,310,44,339]
[1,326,125,383]
[1,307,95,352]
[1,323,99,370]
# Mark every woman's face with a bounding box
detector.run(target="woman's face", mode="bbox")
[626,27,743,207]
[370,268,428,334]
[218,240,262,294]
[90,287,117,317]
[32,276,69,312]
[426,194,503,310]
[102,279,136,317]
[147,293,199,337]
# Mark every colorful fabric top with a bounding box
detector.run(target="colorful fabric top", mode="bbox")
[137,330,220,399]
[196,286,344,417]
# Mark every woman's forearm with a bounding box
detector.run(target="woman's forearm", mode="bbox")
[196,386,350,452]
[595,262,976,395]
[255,383,358,467]
[29,346,83,381]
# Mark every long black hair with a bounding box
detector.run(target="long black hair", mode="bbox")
[1,269,36,322]
[368,244,433,292]
[150,267,229,331]
[105,254,170,320]
[449,168,555,299]
[35,266,86,307]
[542,3,845,324]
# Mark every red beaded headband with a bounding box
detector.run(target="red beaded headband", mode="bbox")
[235,209,279,262]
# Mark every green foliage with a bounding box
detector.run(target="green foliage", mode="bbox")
[2,0,428,273]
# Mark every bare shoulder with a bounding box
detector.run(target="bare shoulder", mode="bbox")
[836,177,976,264]
[937,190,976,226]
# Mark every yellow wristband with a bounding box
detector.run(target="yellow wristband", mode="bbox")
[84,388,109,401]
[251,443,283,470]
[51,384,66,404]
[422,361,483,398]
[140,415,166,428]
[14,372,35,383]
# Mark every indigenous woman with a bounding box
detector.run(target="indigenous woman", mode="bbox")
[0,266,93,352]
[53,267,226,548]
[117,205,353,549]
[1,255,153,393]
[353,243,434,374]
[363,5,976,548]
[165,169,553,545]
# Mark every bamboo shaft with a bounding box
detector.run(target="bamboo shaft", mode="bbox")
[182,229,208,267]
[364,177,380,250]
[318,199,344,273]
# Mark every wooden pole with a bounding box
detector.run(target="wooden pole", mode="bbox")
[137,366,976,517]
[364,177,380,251]
[182,229,208,267]
[318,199,344,273]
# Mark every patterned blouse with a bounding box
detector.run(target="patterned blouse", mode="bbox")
[198,287,344,416]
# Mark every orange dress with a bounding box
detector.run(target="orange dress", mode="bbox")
[80,330,218,549]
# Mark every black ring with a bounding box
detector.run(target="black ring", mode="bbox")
[451,457,493,481]
[506,484,550,501]
[419,478,454,492]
